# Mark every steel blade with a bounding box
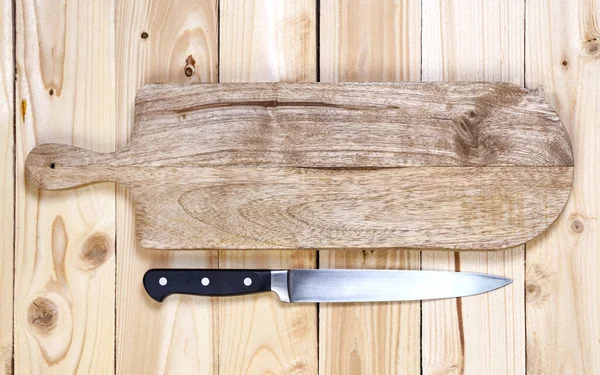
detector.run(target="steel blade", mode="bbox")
[272,269,511,303]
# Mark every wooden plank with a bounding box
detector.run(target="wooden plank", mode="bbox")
[218,1,318,373]
[525,1,600,373]
[13,0,115,373]
[319,250,420,374]
[318,1,421,373]
[320,0,421,82]
[114,1,219,374]
[0,0,13,373]
[421,1,526,373]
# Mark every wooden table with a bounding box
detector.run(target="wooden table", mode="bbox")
[1,0,598,374]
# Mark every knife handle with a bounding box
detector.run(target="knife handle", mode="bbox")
[143,269,272,302]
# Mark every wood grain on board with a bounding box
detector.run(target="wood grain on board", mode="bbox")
[114,1,219,374]
[30,81,574,170]
[0,1,13,374]
[217,1,318,374]
[525,0,600,373]
[421,1,526,373]
[14,0,116,373]
[25,82,574,251]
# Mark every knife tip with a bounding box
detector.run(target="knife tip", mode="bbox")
[493,275,513,290]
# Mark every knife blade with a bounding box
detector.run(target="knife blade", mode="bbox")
[143,269,511,303]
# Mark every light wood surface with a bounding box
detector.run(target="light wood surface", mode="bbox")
[218,1,318,374]
[3,0,599,373]
[114,1,219,374]
[25,82,573,250]
[318,251,421,374]
[525,0,600,373]
[318,1,421,373]
[0,1,13,373]
[13,0,116,373]
[319,0,421,82]
[421,1,526,373]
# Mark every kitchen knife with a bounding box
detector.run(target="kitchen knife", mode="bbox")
[143,269,511,303]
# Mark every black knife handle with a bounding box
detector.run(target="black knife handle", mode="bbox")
[143,269,272,302]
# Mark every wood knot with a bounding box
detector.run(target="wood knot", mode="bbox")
[453,114,479,148]
[583,40,600,58]
[570,219,584,234]
[80,233,112,268]
[526,264,554,305]
[141,31,149,39]
[567,213,589,235]
[526,283,541,300]
[28,297,58,333]
[451,106,493,162]
[184,55,196,77]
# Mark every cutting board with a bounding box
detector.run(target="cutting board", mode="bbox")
[25,82,573,250]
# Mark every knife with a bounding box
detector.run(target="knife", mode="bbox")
[143,269,511,303]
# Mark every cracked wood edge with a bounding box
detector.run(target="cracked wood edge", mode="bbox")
[114,0,219,374]
[421,1,526,373]
[217,1,318,374]
[525,1,600,373]
[14,0,116,373]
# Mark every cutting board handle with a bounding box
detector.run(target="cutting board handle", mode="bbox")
[25,143,119,190]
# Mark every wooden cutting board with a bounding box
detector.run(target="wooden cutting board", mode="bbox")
[25,82,573,250]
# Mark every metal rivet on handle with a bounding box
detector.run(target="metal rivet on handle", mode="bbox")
[201,277,210,286]
[159,277,167,286]
[244,277,252,286]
